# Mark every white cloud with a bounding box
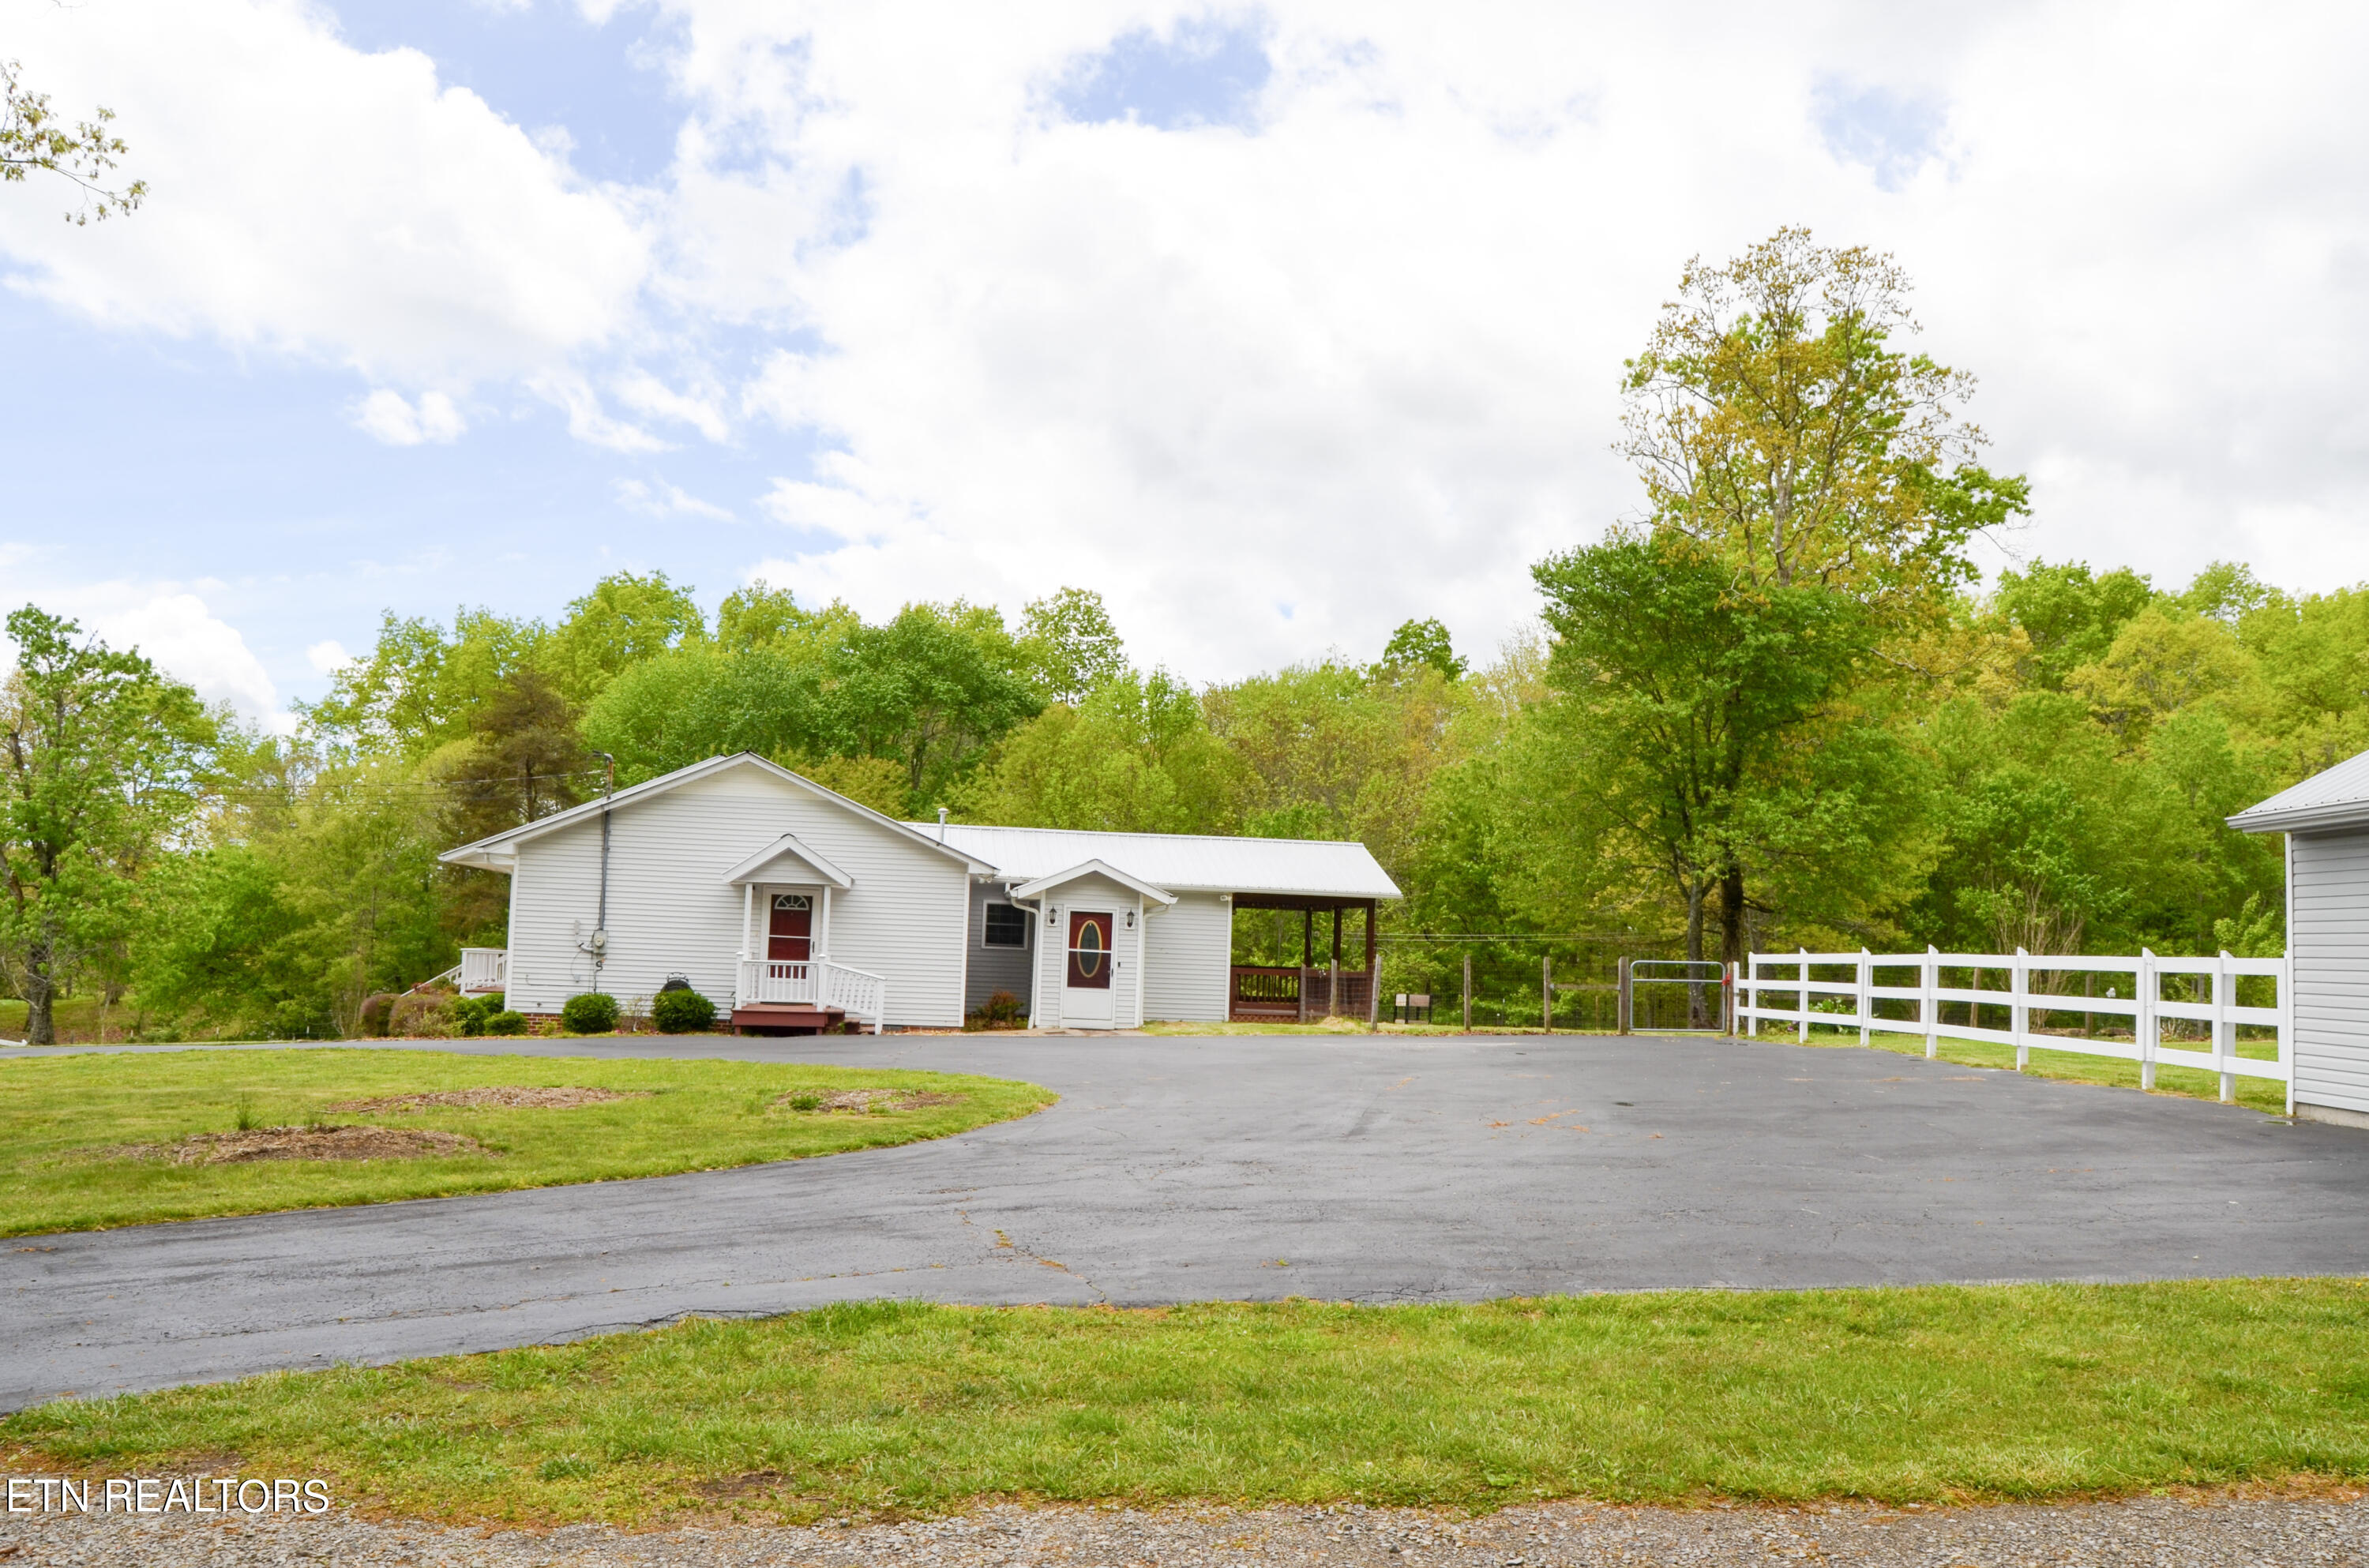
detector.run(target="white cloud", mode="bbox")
[614,477,734,520]
[88,592,280,718]
[306,640,354,675]
[352,388,467,445]
[646,0,2369,672]
[615,371,732,442]
[0,0,649,386]
[11,1,2369,680]
[531,373,669,453]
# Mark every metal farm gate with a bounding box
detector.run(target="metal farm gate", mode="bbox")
[1620,958,1729,1033]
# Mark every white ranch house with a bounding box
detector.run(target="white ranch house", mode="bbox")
[438,752,1400,1033]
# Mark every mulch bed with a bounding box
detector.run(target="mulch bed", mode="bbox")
[329,1087,648,1113]
[140,1126,491,1165]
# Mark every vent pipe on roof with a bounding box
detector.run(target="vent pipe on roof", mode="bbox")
[937,806,948,842]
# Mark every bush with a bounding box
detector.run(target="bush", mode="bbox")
[450,994,509,1037]
[485,1010,528,1037]
[561,992,619,1034]
[387,990,459,1038]
[966,989,1026,1030]
[358,994,398,1038]
[651,988,715,1034]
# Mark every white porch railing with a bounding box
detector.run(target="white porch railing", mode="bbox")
[734,957,888,1033]
[459,947,507,994]
[1736,947,2292,1114]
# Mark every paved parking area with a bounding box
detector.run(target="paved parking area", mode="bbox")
[4,1031,2366,1409]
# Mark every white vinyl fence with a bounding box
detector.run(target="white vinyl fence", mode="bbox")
[1736,948,2292,1114]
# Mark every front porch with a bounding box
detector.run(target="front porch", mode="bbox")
[731,955,887,1034]
[1229,894,1377,1022]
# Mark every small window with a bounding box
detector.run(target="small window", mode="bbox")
[983,903,1030,948]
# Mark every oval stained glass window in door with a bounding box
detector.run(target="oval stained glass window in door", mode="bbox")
[1066,912,1113,988]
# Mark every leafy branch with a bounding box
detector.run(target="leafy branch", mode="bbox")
[1,58,145,223]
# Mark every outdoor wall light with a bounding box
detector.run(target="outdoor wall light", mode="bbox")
[1124,910,1136,930]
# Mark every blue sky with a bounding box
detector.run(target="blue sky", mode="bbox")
[2,2,2365,721]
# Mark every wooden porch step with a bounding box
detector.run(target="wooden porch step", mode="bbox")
[731,1003,847,1035]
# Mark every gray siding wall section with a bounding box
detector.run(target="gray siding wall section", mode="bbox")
[503,767,972,1027]
[2290,828,2369,1114]
[1143,892,1230,1022]
[967,881,1035,1013]
[1030,872,1145,1029]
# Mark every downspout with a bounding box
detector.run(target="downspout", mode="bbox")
[592,752,614,982]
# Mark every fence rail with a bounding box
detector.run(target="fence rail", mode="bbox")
[1736,947,2292,1113]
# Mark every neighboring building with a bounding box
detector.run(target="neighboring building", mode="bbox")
[2232,749,2369,1127]
[437,752,1401,1033]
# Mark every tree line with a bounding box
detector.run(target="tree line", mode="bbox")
[1,232,2340,1041]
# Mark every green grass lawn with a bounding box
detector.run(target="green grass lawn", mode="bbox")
[1763,1022,2289,1116]
[0,1048,1053,1236]
[6,1281,2363,1525]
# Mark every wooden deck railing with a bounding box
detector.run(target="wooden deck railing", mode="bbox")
[1230,966,1373,1022]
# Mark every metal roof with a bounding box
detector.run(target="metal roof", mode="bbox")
[2228,747,2369,835]
[910,822,1402,899]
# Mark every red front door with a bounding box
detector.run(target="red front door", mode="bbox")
[768,894,813,962]
[1066,911,1113,989]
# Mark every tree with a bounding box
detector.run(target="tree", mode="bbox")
[545,571,706,705]
[1620,227,2027,614]
[2,60,145,223]
[960,671,1245,834]
[825,606,1042,812]
[715,580,862,661]
[1379,617,1466,681]
[301,606,547,758]
[580,645,824,786]
[1992,560,2154,692]
[1526,537,1921,965]
[0,608,212,1043]
[1016,587,1128,704]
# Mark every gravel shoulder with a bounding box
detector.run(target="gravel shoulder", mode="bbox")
[6,1493,2368,1567]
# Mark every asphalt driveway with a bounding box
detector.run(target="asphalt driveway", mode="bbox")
[3,1030,2363,1410]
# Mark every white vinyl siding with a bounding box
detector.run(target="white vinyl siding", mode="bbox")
[1143,892,1230,1022]
[967,882,1034,1014]
[2291,829,2369,1115]
[502,767,972,1027]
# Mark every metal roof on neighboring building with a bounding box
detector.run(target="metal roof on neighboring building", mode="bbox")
[910,822,1403,899]
[2229,747,2369,835]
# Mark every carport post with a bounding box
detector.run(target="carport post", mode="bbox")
[1618,956,1631,1034]
[1462,954,1473,1033]
[1541,955,1552,1034]
[1798,948,1810,1044]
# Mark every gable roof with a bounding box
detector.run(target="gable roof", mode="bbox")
[914,821,1402,899]
[2230,746,2369,835]
[1008,858,1178,906]
[437,753,993,873]
[719,831,854,889]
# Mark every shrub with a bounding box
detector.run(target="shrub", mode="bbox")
[485,1010,528,1037]
[387,990,459,1038]
[450,994,509,1037]
[966,989,1026,1030]
[651,988,715,1034]
[358,994,397,1038]
[561,992,619,1034]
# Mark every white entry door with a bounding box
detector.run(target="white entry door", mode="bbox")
[1062,910,1117,1026]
